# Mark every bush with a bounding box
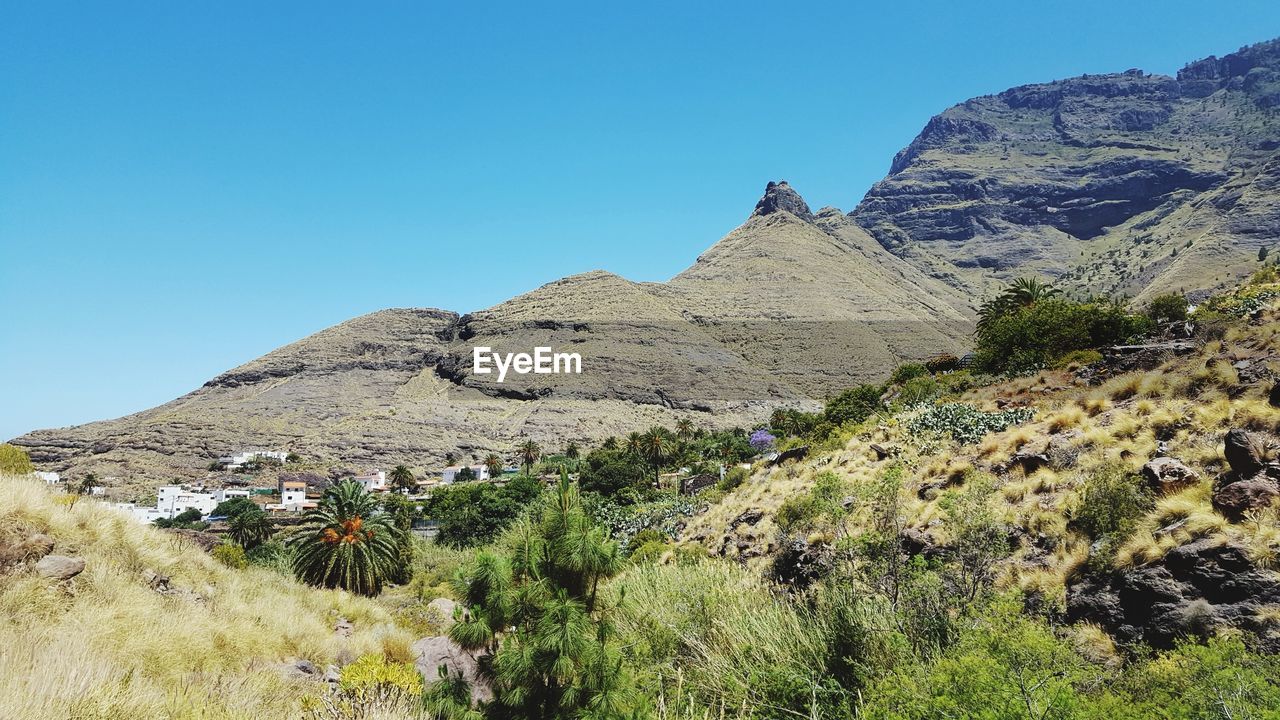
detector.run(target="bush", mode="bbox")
[1072,464,1152,541]
[717,465,749,492]
[896,376,941,407]
[925,354,962,373]
[824,384,885,426]
[974,298,1152,374]
[1145,293,1189,325]
[578,448,648,497]
[212,543,248,569]
[0,444,34,475]
[891,362,930,384]
[906,404,1034,445]
[425,476,542,548]
[1053,348,1103,369]
[211,496,256,519]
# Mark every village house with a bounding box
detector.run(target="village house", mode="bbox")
[35,471,60,485]
[441,464,489,484]
[218,450,289,469]
[353,470,387,492]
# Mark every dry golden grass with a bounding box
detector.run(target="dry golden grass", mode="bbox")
[1116,485,1229,567]
[0,475,415,720]
[1046,406,1087,434]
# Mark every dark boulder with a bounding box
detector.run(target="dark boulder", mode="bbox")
[1213,476,1280,518]
[1224,429,1267,477]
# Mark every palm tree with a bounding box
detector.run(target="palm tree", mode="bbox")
[564,441,580,460]
[977,276,1060,333]
[638,426,675,486]
[289,480,403,596]
[518,439,541,476]
[483,453,504,478]
[389,464,416,493]
[623,431,643,457]
[675,418,694,439]
[228,507,274,550]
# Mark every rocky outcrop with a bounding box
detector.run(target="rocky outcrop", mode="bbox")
[752,180,813,221]
[1213,429,1280,518]
[1068,538,1280,650]
[413,635,493,703]
[35,555,85,581]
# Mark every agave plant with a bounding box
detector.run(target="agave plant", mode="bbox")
[289,480,403,596]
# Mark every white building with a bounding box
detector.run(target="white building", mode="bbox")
[218,450,289,469]
[441,465,489,484]
[156,485,217,518]
[213,488,251,504]
[353,470,387,492]
[35,471,61,485]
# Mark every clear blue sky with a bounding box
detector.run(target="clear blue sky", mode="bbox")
[3,1,1279,441]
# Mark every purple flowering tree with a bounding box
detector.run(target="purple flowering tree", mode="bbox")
[749,428,776,453]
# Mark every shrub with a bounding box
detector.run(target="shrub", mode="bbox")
[906,404,1034,445]
[1145,293,1189,325]
[211,543,248,569]
[974,298,1152,374]
[578,448,648,496]
[1072,464,1153,541]
[749,428,777,452]
[1053,348,1103,369]
[0,444,34,475]
[824,384,885,426]
[717,465,750,492]
[896,376,941,407]
[925,354,962,373]
[891,362,930,384]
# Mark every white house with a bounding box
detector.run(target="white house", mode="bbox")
[218,450,289,469]
[156,485,217,518]
[353,470,387,492]
[441,465,489,484]
[212,488,251,504]
[35,471,60,485]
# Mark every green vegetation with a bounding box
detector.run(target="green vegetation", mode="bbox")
[906,403,1035,445]
[448,472,638,717]
[0,444,34,475]
[289,479,404,596]
[425,475,543,548]
[976,295,1151,374]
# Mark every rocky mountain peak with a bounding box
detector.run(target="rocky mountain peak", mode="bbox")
[752,181,813,221]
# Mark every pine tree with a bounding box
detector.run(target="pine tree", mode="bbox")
[446,471,637,718]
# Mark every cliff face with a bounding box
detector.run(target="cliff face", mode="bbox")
[852,38,1280,303]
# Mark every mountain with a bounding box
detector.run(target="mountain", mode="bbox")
[11,182,970,489]
[852,38,1280,303]
[14,37,1280,488]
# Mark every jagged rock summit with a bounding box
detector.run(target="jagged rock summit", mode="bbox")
[752,180,813,221]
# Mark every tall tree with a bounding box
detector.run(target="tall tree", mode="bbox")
[448,472,636,717]
[518,440,541,476]
[977,277,1060,333]
[389,464,416,493]
[638,426,675,486]
[564,441,580,460]
[675,418,694,439]
[289,480,404,596]
[483,453,504,478]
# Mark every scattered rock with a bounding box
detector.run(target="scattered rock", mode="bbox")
[142,569,171,591]
[165,528,221,552]
[1141,457,1200,493]
[412,636,493,703]
[869,443,897,461]
[334,617,354,639]
[730,509,764,527]
[1213,476,1280,518]
[1224,429,1267,477]
[426,598,458,630]
[323,665,341,684]
[22,534,55,560]
[277,658,320,681]
[1008,451,1051,474]
[1269,380,1280,408]
[35,555,85,581]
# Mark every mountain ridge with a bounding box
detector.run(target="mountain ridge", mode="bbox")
[13,37,1280,489]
